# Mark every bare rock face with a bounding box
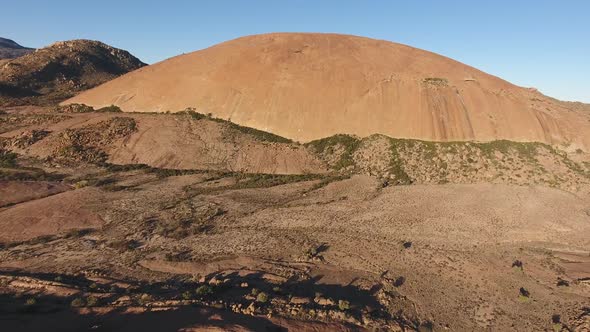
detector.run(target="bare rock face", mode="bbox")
[0,39,145,106]
[65,33,590,150]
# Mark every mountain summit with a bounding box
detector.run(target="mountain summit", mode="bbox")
[0,37,34,59]
[1,39,145,105]
[65,33,590,149]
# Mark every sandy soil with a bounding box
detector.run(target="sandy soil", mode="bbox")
[0,187,104,242]
[0,170,588,331]
[0,180,70,207]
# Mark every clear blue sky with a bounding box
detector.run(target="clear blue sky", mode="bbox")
[2,0,589,102]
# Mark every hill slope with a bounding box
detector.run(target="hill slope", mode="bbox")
[0,37,34,59]
[0,109,326,174]
[1,40,145,106]
[2,109,588,192]
[65,33,590,150]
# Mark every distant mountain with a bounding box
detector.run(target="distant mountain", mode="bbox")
[0,37,34,59]
[0,39,145,106]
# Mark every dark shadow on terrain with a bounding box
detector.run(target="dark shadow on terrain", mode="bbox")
[200,269,412,328]
[0,293,288,332]
[0,82,39,98]
[0,267,414,330]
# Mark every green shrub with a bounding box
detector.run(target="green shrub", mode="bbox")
[196,285,213,297]
[96,105,123,113]
[71,297,86,307]
[138,293,153,305]
[74,180,89,189]
[234,173,322,189]
[552,314,562,332]
[338,299,350,311]
[25,298,37,306]
[0,149,18,168]
[518,287,531,302]
[512,260,524,271]
[306,134,361,170]
[54,103,94,113]
[256,292,268,303]
[149,168,203,178]
[86,296,99,307]
[388,139,412,185]
[182,291,193,300]
[180,109,208,120]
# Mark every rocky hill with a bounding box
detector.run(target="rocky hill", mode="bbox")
[0,37,34,59]
[65,33,590,151]
[2,108,588,192]
[0,40,145,106]
[0,108,326,175]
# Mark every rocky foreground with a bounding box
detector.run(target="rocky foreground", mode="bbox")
[0,107,589,331]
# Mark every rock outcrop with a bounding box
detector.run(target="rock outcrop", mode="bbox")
[65,33,590,150]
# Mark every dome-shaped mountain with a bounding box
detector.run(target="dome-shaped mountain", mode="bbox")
[65,33,590,149]
[1,39,145,105]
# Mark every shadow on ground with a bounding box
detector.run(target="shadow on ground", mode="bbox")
[0,268,414,331]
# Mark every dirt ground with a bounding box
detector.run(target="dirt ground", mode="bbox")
[0,170,589,331]
[0,108,589,331]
